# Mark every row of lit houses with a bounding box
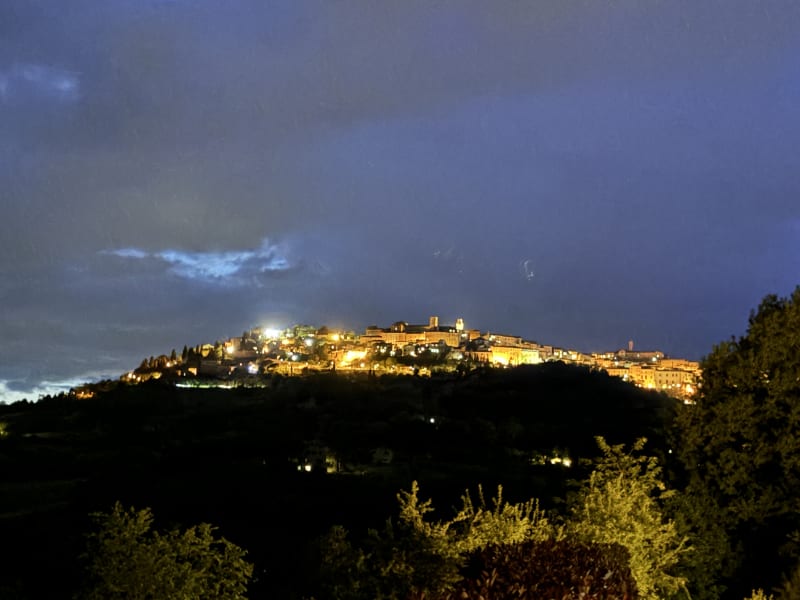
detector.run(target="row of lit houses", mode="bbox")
[143,315,700,399]
[354,316,700,398]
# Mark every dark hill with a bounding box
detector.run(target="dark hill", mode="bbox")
[0,363,677,599]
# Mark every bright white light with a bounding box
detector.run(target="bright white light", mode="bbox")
[343,350,367,363]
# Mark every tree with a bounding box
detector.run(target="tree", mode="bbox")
[315,450,691,600]
[665,488,735,600]
[567,437,690,600]
[77,502,253,600]
[314,482,553,600]
[676,287,800,593]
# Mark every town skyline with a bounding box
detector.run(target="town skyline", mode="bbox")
[0,301,762,404]
[77,313,697,406]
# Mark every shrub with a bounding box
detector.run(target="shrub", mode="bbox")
[413,539,637,600]
[77,502,253,600]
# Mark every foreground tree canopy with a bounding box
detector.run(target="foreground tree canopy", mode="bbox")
[676,286,800,595]
[78,503,253,600]
[568,437,688,600]
[314,438,686,600]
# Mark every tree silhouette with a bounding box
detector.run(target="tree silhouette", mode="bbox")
[677,286,800,595]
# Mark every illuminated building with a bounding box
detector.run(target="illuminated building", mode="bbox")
[362,316,469,348]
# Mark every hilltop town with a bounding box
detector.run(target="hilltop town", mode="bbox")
[111,315,700,401]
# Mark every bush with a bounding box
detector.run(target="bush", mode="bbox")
[414,539,637,600]
[314,482,553,600]
[77,502,253,600]
[567,437,690,600]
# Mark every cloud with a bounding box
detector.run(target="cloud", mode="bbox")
[0,63,80,102]
[0,374,114,404]
[105,238,295,286]
[108,247,149,259]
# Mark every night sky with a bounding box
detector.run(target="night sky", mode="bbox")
[2,1,799,402]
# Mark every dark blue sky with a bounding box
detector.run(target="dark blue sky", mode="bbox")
[1,1,799,401]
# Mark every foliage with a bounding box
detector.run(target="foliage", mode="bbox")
[316,440,688,599]
[77,502,253,600]
[678,288,800,523]
[412,539,637,600]
[448,483,553,553]
[666,489,737,600]
[567,437,690,600]
[676,287,800,593]
[775,558,800,600]
[743,590,774,600]
[314,481,553,600]
[739,559,800,600]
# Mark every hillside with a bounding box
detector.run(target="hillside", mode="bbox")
[0,364,677,599]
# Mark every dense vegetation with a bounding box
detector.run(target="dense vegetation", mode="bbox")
[675,287,800,599]
[314,438,686,600]
[78,503,252,600]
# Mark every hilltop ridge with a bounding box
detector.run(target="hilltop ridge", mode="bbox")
[68,315,699,402]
